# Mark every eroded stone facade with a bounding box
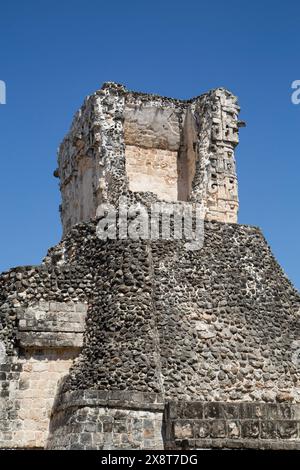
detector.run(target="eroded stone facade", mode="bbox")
[56,83,243,235]
[1,82,299,450]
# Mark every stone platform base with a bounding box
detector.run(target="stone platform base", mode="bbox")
[46,391,300,450]
[46,390,164,450]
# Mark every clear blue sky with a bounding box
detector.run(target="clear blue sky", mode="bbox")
[0,0,299,289]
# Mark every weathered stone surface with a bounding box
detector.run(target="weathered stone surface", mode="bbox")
[0,351,78,448]
[57,82,242,235]
[46,390,164,450]
[165,402,300,449]
[0,82,299,450]
[17,302,87,348]
[53,221,300,404]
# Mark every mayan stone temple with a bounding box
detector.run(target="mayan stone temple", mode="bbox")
[1,82,300,450]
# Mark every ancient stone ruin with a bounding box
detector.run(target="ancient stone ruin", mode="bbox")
[1,82,300,450]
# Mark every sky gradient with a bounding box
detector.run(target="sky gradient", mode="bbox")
[0,0,299,289]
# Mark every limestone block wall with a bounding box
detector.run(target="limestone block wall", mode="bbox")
[0,301,87,448]
[17,301,86,349]
[0,351,76,448]
[46,391,164,450]
[125,147,178,202]
[124,93,184,202]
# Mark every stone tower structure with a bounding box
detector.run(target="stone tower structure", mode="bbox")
[0,83,300,450]
[57,82,241,235]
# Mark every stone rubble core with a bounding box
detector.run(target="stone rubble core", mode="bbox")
[0,82,300,450]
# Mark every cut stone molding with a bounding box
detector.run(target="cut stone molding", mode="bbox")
[17,302,87,349]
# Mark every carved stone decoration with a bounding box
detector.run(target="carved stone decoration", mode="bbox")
[1,83,300,451]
